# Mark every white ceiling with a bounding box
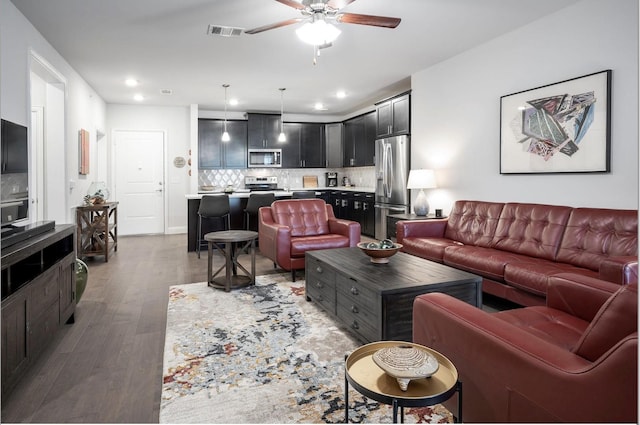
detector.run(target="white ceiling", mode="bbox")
[11,0,580,116]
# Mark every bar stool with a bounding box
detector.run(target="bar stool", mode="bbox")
[244,192,275,231]
[291,191,316,199]
[197,195,230,259]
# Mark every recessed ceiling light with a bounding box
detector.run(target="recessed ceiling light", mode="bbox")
[229,98,239,106]
[336,90,346,99]
[125,78,139,87]
[134,94,144,101]
[314,102,327,111]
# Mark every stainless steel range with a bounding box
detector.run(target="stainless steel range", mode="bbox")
[244,176,280,191]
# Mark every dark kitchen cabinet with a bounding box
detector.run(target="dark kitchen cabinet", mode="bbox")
[351,192,375,237]
[282,123,301,168]
[376,92,410,138]
[300,123,325,168]
[198,119,247,169]
[282,122,325,168]
[247,113,282,149]
[343,111,376,167]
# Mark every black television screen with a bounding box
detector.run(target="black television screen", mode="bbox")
[1,119,29,174]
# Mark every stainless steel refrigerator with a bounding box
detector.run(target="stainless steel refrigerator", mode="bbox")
[374,135,410,240]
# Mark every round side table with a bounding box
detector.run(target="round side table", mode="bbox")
[345,341,462,423]
[204,230,258,292]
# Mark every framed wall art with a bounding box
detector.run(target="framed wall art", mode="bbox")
[500,70,611,174]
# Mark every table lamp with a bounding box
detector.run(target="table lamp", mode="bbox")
[407,169,437,216]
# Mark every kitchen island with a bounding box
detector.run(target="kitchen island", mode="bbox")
[186,187,374,251]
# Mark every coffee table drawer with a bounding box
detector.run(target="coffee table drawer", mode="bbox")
[306,277,335,313]
[335,274,377,309]
[336,300,378,342]
[306,257,336,313]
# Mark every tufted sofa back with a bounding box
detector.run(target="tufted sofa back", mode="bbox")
[270,199,331,237]
[444,200,504,247]
[492,203,572,260]
[556,208,638,271]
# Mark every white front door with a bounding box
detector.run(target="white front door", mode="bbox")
[114,130,165,235]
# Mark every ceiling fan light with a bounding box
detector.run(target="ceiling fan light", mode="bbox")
[296,20,341,46]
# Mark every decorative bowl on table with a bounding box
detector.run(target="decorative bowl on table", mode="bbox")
[372,344,439,391]
[357,240,403,264]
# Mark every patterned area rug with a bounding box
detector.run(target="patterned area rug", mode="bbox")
[160,274,452,423]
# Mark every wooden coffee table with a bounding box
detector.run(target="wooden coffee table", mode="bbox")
[305,248,482,343]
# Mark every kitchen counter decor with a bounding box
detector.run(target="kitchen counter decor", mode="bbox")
[372,344,439,391]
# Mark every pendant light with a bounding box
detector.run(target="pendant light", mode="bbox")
[221,84,230,142]
[278,88,286,142]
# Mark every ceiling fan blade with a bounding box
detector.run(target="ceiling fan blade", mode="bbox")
[327,0,358,9]
[244,18,303,34]
[336,13,401,28]
[275,0,306,10]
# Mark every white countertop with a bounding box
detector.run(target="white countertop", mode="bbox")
[186,186,374,199]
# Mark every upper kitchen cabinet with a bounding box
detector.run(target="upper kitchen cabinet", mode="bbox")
[282,123,301,168]
[300,123,325,168]
[247,113,282,149]
[325,123,343,168]
[375,92,411,138]
[198,119,247,169]
[343,111,376,167]
[282,122,325,168]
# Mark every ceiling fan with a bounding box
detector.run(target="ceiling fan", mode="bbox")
[245,0,401,51]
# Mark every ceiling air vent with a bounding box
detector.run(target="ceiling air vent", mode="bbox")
[207,25,243,37]
[160,89,173,95]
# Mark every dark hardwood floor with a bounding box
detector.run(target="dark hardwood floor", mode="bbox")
[1,234,284,423]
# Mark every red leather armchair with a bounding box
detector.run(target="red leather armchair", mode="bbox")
[258,198,361,281]
[413,274,637,423]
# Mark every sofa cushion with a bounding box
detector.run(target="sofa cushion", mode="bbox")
[401,237,461,263]
[556,208,638,271]
[271,199,330,237]
[504,259,598,297]
[493,307,589,350]
[290,234,350,257]
[444,245,527,281]
[572,283,638,361]
[444,200,504,248]
[492,203,572,260]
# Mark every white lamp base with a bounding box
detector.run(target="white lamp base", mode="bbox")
[413,189,430,216]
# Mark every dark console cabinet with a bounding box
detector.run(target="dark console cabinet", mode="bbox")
[1,225,76,398]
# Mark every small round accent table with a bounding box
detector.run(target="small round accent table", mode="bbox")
[345,341,462,423]
[204,230,258,292]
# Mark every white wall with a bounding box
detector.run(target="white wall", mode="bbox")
[1,0,107,223]
[107,104,191,234]
[411,0,638,213]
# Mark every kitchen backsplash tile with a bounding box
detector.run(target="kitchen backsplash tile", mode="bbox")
[198,167,375,190]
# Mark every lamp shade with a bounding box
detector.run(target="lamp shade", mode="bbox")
[407,169,437,189]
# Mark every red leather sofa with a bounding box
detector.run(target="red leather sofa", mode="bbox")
[413,274,638,422]
[397,200,638,306]
[258,198,361,280]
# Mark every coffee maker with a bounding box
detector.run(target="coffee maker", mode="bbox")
[325,172,338,187]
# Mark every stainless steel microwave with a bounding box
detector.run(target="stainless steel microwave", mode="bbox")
[248,149,282,168]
